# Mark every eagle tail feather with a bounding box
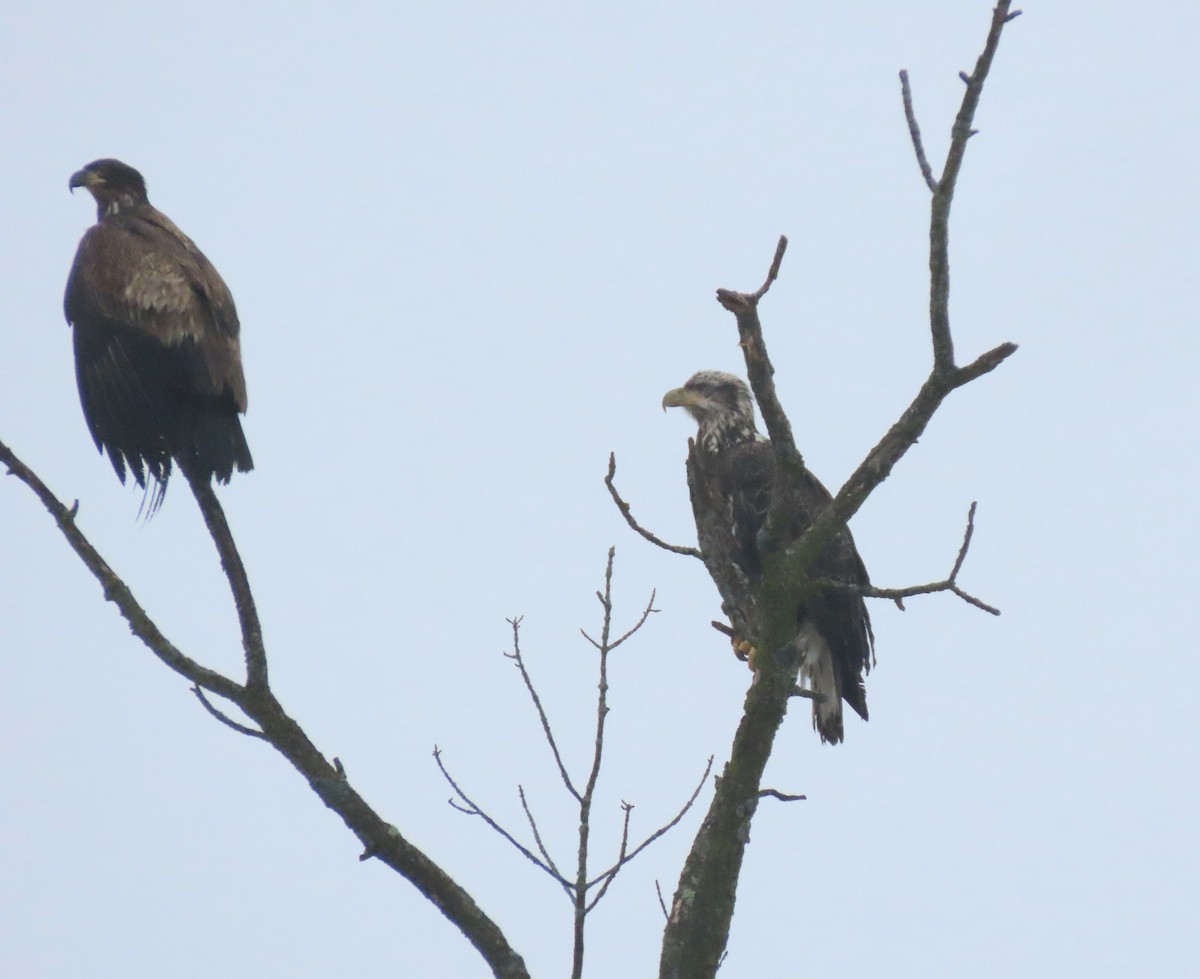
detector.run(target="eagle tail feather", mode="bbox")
[799,623,845,745]
[182,408,254,486]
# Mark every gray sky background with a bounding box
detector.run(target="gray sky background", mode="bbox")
[3,2,1197,976]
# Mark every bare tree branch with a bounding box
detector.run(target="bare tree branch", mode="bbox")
[758,789,807,803]
[606,453,701,559]
[519,785,571,894]
[0,438,245,702]
[661,7,1020,977]
[571,546,619,979]
[655,880,670,921]
[899,69,939,192]
[585,802,634,912]
[715,235,800,470]
[2,435,531,979]
[505,617,581,802]
[185,472,267,691]
[434,746,567,886]
[816,502,1000,616]
[589,755,714,887]
[749,234,788,302]
[607,588,658,652]
[928,2,1020,375]
[191,685,266,739]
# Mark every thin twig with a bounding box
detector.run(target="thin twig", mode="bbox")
[898,69,939,192]
[505,617,580,802]
[606,589,658,652]
[815,501,1000,616]
[519,786,570,893]
[585,801,634,912]
[750,235,788,301]
[605,453,701,558]
[433,746,566,885]
[588,755,714,884]
[715,235,802,469]
[191,685,265,739]
[655,880,670,920]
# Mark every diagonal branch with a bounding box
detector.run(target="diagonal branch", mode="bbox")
[519,786,572,896]
[434,746,568,887]
[1,438,246,702]
[715,235,800,469]
[899,69,939,192]
[584,802,634,913]
[191,685,265,739]
[816,501,1000,615]
[588,754,714,891]
[3,437,531,979]
[185,472,268,691]
[606,589,658,653]
[506,617,580,802]
[605,453,701,558]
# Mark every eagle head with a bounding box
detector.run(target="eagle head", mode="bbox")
[69,159,149,216]
[663,370,759,453]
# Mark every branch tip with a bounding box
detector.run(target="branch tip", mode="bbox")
[605,453,702,558]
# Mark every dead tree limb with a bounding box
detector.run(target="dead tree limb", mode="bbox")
[817,502,1001,615]
[0,436,530,979]
[606,453,702,559]
[442,550,704,979]
[659,5,1020,977]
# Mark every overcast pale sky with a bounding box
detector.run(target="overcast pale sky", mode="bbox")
[3,2,1198,977]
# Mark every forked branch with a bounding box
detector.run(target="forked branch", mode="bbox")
[1,436,531,979]
[660,7,1020,977]
[817,502,1001,615]
[440,550,702,979]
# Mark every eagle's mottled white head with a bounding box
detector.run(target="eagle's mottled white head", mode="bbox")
[662,370,759,453]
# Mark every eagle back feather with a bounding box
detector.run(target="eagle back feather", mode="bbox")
[672,371,873,744]
[64,160,253,509]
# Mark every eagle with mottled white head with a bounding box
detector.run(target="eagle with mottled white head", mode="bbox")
[64,158,253,511]
[663,370,873,744]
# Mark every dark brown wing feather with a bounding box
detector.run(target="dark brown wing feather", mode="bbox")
[64,205,252,507]
[687,438,873,730]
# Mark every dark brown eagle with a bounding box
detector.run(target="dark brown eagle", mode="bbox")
[64,158,252,511]
[663,370,873,744]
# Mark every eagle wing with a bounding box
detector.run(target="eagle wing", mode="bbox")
[64,208,247,410]
[688,437,873,740]
[64,207,251,498]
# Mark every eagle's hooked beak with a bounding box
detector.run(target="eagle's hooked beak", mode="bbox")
[662,387,696,412]
[69,168,100,193]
